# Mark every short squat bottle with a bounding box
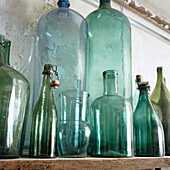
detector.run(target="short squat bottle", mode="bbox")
[91,70,133,157]
[134,82,165,157]
[151,67,170,156]
[132,75,142,111]
[29,64,59,158]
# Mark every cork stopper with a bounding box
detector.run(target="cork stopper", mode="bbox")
[138,81,150,90]
[136,75,142,79]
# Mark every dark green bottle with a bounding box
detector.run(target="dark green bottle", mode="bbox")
[91,70,133,157]
[29,64,59,158]
[134,82,165,157]
[151,67,170,156]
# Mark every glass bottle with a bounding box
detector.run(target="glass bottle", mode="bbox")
[151,67,170,156]
[0,35,30,158]
[91,70,133,157]
[134,82,165,157]
[86,0,132,103]
[29,64,59,158]
[35,0,88,107]
[132,75,142,111]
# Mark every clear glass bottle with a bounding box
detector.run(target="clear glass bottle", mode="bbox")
[0,35,30,158]
[134,82,165,157]
[132,75,142,111]
[91,70,133,157]
[29,64,59,158]
[151,67,170,156]
[35,0,88,107]
[86,0,132,103]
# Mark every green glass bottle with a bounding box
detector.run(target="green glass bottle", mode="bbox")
[151,67,170,156]
[134,82,165,157]
[0,35,30,158]
[91,70,133,157]
[132,75,142,111]
[29,64,59,158]
[86,0,132,103]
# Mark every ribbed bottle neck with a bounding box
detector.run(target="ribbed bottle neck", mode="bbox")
[103,70,118,96]
[99,0,111,9]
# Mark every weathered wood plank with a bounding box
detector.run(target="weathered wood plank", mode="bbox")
[0,157,170,170]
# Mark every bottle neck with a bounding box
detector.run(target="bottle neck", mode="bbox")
[103,71,118,95]
[157,69,164,84]
[40,74,52,96]
[0,43,10,65]
[139,88,150,102]
[99,0,111,9]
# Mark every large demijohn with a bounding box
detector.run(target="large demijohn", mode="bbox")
[34,0,88,108]
[0,35,30,158]
[86,0,132,102]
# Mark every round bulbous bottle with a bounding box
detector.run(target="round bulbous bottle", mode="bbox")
[86,0,132,103]
[91,70,133,157]
[0,35,30,158]
[134,82,165,157]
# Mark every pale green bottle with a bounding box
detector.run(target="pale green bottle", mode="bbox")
[151,67,170,156]
[86,0,132,103]
[91,70,133,157]
[29,64,59,158]
[0,35,30,158]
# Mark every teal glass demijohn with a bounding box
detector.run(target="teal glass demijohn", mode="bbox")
[133,82,165,157]
[86,0,132,103]
[29,64,59,158]
[0,35,30,158]
[91,70,133,157]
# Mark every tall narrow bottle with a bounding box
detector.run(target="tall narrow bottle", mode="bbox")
[91,70,133,157]
[86,0,132,103]
[134,82,165,157]
[132,75,142,111]
[0,35,30,158]
[29,64,59,158]
[151,67,170,156]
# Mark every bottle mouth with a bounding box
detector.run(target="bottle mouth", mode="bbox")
[103,70,118,77]
[157,66,163,72]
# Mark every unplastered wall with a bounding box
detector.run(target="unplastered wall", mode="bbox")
[0,0,170,95]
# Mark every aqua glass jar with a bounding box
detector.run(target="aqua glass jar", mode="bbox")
[91,70,133,157]
[0,35,30,158]
[86,0,131,103]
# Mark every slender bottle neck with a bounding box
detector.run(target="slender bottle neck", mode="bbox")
[99,0,111,8]
[0,43,10,65]
[40,74,52,96]
[157,68,164,84]
[103,71,118,96]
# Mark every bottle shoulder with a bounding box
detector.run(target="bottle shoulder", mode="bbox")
[91,94,131,108]
[0,64,30,89]
[86,8,130,28]
[37,8,87,36]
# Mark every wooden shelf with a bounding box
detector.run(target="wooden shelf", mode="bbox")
[0,157,170,170]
